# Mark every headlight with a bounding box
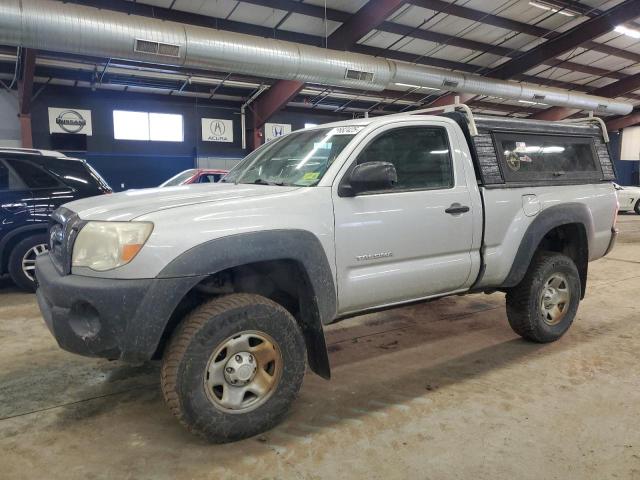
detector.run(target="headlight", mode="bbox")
[72,221,154,271]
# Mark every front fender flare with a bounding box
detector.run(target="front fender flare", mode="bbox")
[158,230,337,379]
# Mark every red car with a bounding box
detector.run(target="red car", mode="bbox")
[160,168,228,187]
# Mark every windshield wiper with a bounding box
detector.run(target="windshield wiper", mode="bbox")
[252,178,289,186]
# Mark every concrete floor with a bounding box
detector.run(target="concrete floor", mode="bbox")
[1,215,640,480]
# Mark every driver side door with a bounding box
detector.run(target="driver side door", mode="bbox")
[332,121,477,315]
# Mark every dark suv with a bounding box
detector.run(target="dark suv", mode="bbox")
[0,148,111,290]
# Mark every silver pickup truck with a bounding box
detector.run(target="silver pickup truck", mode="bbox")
[35,107,618,443]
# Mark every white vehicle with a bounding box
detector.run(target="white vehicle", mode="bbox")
[614,183,640,214]
[35,106,619,443]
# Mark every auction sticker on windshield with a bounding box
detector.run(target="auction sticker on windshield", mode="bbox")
[332,126,365,135]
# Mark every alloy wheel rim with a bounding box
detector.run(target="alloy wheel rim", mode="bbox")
[21,243,48,282]
[540,273,571,326]
[204,330,282,413]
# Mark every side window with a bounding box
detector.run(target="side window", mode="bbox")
[356,126,453,191]
[0,161,8,191]
[494,132,601,182]
[0,159,27,191]
[5,159,63,189]
[201,174,222,183]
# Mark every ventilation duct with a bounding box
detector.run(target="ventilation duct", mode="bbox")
[0,0,633,116]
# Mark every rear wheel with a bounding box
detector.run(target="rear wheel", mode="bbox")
[505,252,581,343]
[8,234,48,292]
[161,293,306,443]
[634,199,640,215]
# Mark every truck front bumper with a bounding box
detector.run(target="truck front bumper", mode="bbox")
[35,253,204,362]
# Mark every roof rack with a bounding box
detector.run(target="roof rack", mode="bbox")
[395,96,479,136]
[388,99,611,143]
[0,147,68,157]
[559,113,609,143]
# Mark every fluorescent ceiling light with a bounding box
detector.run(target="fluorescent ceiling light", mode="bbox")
[518,99,548,106]
[614,25,640,39]
[394,82,440,91]
[529,1,576,16]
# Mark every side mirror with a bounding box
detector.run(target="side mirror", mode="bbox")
[340,161,398,196]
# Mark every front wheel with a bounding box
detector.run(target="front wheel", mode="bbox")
[161,294,306,443]
[8,234,49,292]
[634,199,640,215]
[505,252,581,343]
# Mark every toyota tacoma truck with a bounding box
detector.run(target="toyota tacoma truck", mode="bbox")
[35,106,619,443]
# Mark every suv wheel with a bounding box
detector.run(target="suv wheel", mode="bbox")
[505,252,581,343]
[8,234,48,292]
[161,293,306,443]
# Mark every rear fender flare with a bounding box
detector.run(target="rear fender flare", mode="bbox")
[500,203,593,290]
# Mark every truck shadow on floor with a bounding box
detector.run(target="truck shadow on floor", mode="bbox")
[43,312,620,452]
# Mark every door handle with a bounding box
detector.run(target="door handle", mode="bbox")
[1,202,28,210]
[445,203,470,215]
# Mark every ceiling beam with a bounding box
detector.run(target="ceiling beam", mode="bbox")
[589,72,640,100]
[239,0,350,23]
[485,0,640,80]
[32,0,640,119]
[409,0,640,63]
[64,0,634,88]
[409,0,548,37]
[606,110,640,131]
[18,48,36,115]
[328,0,405,50]
[240,0,640,63]
[250,0,406,148]
[533,71,640,120]
[378,20,632,80]
[17,48,36,147]
[0,58,531,118]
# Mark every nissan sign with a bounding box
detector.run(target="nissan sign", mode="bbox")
[48,107,93,135]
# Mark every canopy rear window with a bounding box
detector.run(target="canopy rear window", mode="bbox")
[493,132,602,183]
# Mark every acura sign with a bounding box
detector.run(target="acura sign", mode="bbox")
[201,118,233,142]
[48,107,93,135]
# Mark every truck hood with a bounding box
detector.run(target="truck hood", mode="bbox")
[63,183,300,221]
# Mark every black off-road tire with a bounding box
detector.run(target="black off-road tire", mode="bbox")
[8,234,48,292]
[505,252,581,343]
[161,293,306,443]
[634,199,640,215]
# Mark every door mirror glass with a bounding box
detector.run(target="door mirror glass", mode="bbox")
[346,161,397,195]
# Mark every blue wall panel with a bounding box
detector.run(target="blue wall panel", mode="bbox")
[29,85,353,190]
[610,131,639,186]
[84,153,195,191]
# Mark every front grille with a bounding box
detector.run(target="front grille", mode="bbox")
[49,207,83,275]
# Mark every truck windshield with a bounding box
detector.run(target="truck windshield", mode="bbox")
[224,126,361,186]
